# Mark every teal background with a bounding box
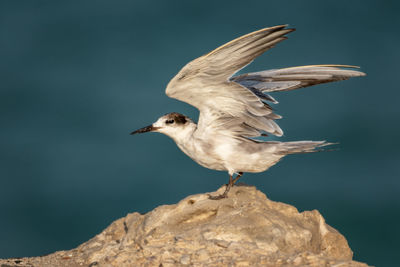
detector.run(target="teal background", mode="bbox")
[1,1,399,266]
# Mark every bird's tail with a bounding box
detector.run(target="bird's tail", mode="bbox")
[276,140,335,155]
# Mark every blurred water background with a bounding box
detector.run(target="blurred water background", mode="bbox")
[1,1,399,266]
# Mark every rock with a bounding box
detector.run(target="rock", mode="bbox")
[0,184,370,266]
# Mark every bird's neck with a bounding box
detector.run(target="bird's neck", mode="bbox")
[171,122,197,155]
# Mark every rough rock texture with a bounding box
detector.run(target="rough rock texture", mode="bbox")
[0,185,370,267]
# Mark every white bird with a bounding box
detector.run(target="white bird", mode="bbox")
[131,25,365,199]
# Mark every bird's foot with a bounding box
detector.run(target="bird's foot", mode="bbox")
[208,193,228,200]
[208,184,231,200]
[208,173,243,200]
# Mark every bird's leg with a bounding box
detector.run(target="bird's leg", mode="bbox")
[208,172,244,200]
[209,175,233,200]
[232,172,243,184]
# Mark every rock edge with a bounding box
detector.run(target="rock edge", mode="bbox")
[0,185,370,267]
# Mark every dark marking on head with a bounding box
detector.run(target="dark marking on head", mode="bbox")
[165,112,188,125]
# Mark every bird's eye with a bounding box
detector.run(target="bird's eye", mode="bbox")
[165,119,174,124]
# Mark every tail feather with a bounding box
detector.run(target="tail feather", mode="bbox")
[277,141,336,155]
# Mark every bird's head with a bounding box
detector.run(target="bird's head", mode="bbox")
[131,112,195,141]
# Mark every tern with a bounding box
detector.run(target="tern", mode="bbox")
[131,25,365,199]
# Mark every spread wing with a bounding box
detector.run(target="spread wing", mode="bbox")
[165,25,365,139]
[231,65,365,95]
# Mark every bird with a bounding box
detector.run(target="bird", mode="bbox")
[131,25,365,199]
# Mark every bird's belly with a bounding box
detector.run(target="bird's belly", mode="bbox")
[191,144,227,171]
[177,141,227,171]
[213,141,283,173]
[229,155,281,173]
[193,156,227,171]
[177,136,282,173]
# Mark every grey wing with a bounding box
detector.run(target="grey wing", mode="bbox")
[231,65,366,102]
[194,83,284,138]
[227,64,365,136]
[166,25,294,138]
[226,65,365,136]
[165,26,365,139]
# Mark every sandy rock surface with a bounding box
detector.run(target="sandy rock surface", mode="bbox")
[0,185,370,266]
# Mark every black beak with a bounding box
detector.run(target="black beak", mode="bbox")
[130,125,158,135]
